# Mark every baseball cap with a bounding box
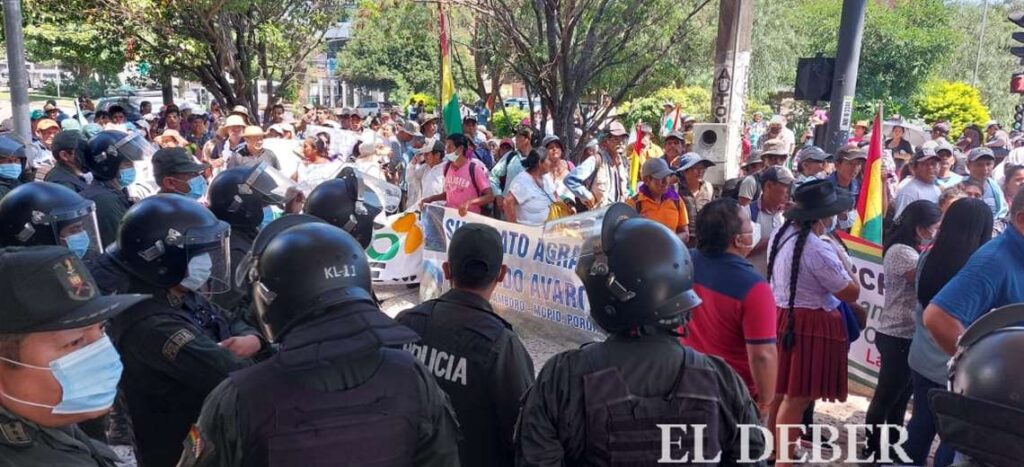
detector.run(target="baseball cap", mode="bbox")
[152,147,209,178]
[36,119,59,132]
[43,103,57,112]
[0,246,148,333]
[934,141,955,156]
[743,151,764,167]
[51,130,84,156]
[400,120,421,136]
[797,146,832,163]
[30,110,45,121]
[448,223,504,283]
[836,145,867,161]
[641,158,674,179]
[761,166,795,186]
[760,139,788,157]
[913,145,940,162]
[675,152,716,172]
[665,131,686,142]
[605,121,628,137]
[968,147,995,162]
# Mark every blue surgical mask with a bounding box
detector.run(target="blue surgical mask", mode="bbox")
[0,335,123,414]
[260,205,276,230]
[180,252,213,291]
[63,231,92,258]
[0,163,22,180]
[118,167,136,186]
[186,175,207,199]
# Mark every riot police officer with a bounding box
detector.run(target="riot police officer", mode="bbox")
[515,204,765,465]
[0,245,147,466]
[303,166,382,248]
[207,162,296,322]
[931,303,1024,467]
[91,195,271,467]
[396,223,535,466]
[0,182,103,262]
[81,130,152,247]
[179,221,461,466]
[0,135,28,198]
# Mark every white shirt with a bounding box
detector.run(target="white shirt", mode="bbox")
[420,162,446,200]
[508,171,556,226]
[893,177,941,218]
[296,161,342,188]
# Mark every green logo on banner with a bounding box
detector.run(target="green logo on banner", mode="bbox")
[367,233,400,261]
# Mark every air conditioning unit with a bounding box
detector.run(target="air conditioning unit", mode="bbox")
[691,123,737,186]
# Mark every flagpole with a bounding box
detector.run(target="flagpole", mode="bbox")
[438,0,445,138]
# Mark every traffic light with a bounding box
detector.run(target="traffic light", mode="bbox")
[1015,104,1024,132]
[1011,12,1024,61]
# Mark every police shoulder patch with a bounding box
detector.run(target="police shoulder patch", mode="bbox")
[0,421,33,447]
[180,424,214,465]
[162,329,196,361]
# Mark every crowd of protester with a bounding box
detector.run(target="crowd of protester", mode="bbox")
[1,95,1023,466]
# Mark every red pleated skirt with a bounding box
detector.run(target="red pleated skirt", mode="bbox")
[775,307,849,402]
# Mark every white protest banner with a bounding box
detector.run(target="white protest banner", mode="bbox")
[368,211,423,283]
[419,204,605,342]
[838,232,885,391]
[262,138,301,177]
[306,124,358,160]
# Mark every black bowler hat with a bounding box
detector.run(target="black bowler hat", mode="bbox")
[784,179,854,222]
[0,246,149,333]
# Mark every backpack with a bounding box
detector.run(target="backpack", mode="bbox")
[722,173,761,201]
[571,153,603,213]
[443,159,493,216]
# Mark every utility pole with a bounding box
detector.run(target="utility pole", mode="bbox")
[824,0,867,153]
[3,0,34,160]
[973,0,990,86]
[710,0,754,181]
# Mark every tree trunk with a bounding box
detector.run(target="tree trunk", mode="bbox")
[160,75,174,106]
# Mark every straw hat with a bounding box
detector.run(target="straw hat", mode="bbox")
[241,125,265,138]
[154,129,188,147]
[217,115,247,136]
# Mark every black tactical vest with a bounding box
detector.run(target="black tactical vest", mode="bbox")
[580,344,723,466]
[229,348,421,467]
[399,297,512,466]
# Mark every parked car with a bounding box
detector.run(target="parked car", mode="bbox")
[356,101,384,118]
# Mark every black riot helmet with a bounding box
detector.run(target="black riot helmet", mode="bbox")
[0,135,28,160]
[208,162,297,230]
[303,166,382,248]
[252,222,373,341]
[0,182,102,258]
[931,303,1024,467]
[115,195,231,292]
[575,203,702,334]
[84,130,154,181]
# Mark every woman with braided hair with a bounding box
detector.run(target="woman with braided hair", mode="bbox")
[764,179,861,465]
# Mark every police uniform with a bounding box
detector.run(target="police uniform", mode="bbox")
[516,332,763,465]
[101,275,269,467]
[211,226,257,322]
[397,289,535,466]
[80,180,132,249]
[516,204,766,465]
[179,301,461,467]
[0,246,149,467]
[180,219,461,467]
[0,175,21,199]
[44,163,90,193]
[0,406,121,467]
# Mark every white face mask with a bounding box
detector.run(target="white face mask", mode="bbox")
[445,152,459,163]
[749,222,762,251]
[180,253,213,291]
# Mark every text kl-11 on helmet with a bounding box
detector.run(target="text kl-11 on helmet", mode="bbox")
[573,203,702,334]
[303,166,382,248]
[85,130,155,181]
[208,162,298,230]
[115,194,231,292]
[0,182,102,259]
[930,303,1024,467]
[252,222,373,342]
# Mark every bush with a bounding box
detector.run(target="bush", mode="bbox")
[39,76,110,98]
[490,107,529,138]
[619,86,712,137]
[406,92,437,113]
[914,80,990,140]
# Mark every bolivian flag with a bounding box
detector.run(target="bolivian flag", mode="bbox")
[851,107,883,245]
[439,4,463,136]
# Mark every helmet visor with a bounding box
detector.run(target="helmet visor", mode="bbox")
[544,203,638,284]
[183,222,232,294]
[113,132,156,162]
[246,161,299,205]
[53,203,104,259]
[361,172,401,214]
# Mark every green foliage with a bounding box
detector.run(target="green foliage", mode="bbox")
[21,0,126,83]
[490,107,529,138]
[38,76,113,98]
[620,86,711,129]
[744,99,773,120]
[406,93,438,112]
[914,80,991,139]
